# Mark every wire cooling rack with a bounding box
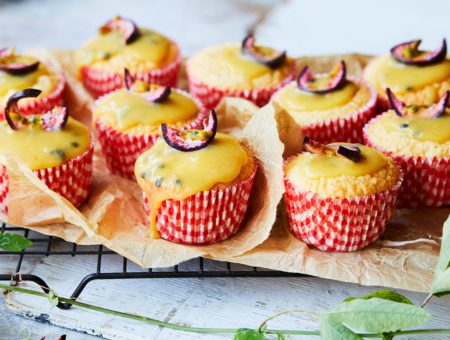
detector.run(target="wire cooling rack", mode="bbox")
[0,222,306,310]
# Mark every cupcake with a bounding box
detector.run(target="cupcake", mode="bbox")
[75,16,181,98]
[364,39,450,112]
[363,89,450,208]
[186,34,296,109]
[0,89,93,214]
[134,110,257,244]
[94,70,206,179]
[284,138,402,252]
[272,61,376,143]
[0,48,65,119]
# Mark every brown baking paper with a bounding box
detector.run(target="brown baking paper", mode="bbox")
[1,49,287,267]
[0,50,447,292]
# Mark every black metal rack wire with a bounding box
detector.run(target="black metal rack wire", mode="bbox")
[0,222,305,310]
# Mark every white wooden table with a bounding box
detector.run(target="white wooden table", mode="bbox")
[1,0,450,338]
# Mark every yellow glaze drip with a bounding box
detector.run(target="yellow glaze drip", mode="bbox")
[75,28,172,68]
[94,89,199,132]
[0,117,90,170]
[0,63,58,98]
[278,82,358,112]
[378,111,450,143]
[135,133,248,238]
[287,144,387,180]
[374,56,450,94]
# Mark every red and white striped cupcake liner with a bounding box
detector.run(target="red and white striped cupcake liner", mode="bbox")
[80,46,182,98]
[0,138,94,215]
[363,130,450,208]
[0,72,66,119]
[286,79,377,144]
[95,89,207,180]
[142,165,257,245]
[283,168,403,252]
[186,65,297,109]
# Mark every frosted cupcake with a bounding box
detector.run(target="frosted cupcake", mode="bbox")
[284,138,402,252]
[0,89,93,214]
[272,61,376,143]
[364,89,450,208]
[364,39,450,111]
[135,110,257,244]
[186,35,296,109]
[0,48,65,118]
[75,16,181,98]
[94,70,206,179]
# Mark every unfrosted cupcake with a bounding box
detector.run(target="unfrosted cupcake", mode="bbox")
[134,110,257,244]
[94,70,206,179]
[272,61,376,143]
[75,16,181,98]
[364,39,450,111]
[284,138,402,252]
[0,48,65,118]
[364,89,450,208]
[0,89,93,214]
[186,35,296,109]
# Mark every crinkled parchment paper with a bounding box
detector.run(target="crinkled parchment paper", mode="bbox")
[1,50,447,292]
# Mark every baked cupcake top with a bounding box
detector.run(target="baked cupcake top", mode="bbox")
[273,61,374,125]
[134,110,254,237]
[186,35,295,90]
[364,39,450,105]
[0,48,62,105]
[286,138,400,198]
[75,17,179,74]
[0,89,90,170]
[94,72,201,135]
[364,89,450,158]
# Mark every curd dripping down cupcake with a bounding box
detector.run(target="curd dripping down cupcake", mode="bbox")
[364,39,450,112]
[75,16,181,98]
[134,110,257,244]
[272,61,376,143]
[364,89,450,208]
[0,89,93,214]
[284,138,402,252]
[94,69,206,179]
[0,48,65,118]
[186,34,296,109]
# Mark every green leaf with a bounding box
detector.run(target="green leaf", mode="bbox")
[47,289,59,307]
[323,298,431,333]
[233,328,265,340]
[0,233,32,251]
[344,289,413,305]
[431,214,450,297]
[319,315,362,340]
[276,333,285,340]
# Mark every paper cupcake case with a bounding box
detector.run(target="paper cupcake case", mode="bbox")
[95,90,208,180]
[0,139,94,215]
[186,66,297,109]
[363,135,450,208]
[283,171,403,252]
[142,165,257,245]
[0,73,66,120]
[299,82,377,144]
[80,48,182,98]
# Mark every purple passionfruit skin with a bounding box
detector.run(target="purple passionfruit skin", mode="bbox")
[427,91,450,118]
[390,39,447,66]
[297,61,347,94]
[144,85,171,103]
[100,16,140,45]
[303,137,361,162]
[41,106,69,131]
[387,88,449,118]
[335,145,361,162]
[0,49,40,75]
[241,34,286,69]
[124,68,135,90]
[4,88,42,130]
[162,109,218,152]
[386,88,407,117]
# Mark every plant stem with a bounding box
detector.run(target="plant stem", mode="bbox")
[1,284,450,338]
[257,309,317,331]
[420,293,433,308]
